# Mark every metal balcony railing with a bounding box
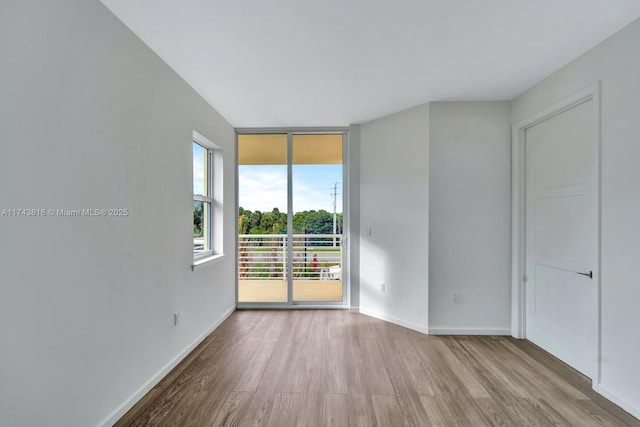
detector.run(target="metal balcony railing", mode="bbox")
[238,234,342,280]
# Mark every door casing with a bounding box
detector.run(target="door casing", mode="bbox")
[511,83,601,387]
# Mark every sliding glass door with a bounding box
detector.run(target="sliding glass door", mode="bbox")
[237,134,288,303]
[237,131,347,306]
[291,134,343,302]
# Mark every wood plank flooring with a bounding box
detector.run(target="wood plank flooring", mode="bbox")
[115,310,640,426]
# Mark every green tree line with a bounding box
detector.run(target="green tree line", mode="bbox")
[193,202,203,237]
[239,207,343,235]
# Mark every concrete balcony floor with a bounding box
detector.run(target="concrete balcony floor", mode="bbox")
[238,279,342,303]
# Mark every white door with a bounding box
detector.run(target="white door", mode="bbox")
[525,99,596,378]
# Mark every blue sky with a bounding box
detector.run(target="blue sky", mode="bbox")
[193,143,206,196]
[239,164,343,213]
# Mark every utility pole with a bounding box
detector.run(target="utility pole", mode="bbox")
[331,182,339,247]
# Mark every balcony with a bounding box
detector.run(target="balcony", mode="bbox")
[238,234,342,303]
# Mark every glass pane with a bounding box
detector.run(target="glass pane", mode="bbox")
[193,142,207,197]
[193,201,210,256]
[237,134,288,303]
[292,134,343,302]
[203,202,210,252]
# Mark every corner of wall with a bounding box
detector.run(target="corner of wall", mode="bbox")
[427,101,512,334]
[358,104,430,332]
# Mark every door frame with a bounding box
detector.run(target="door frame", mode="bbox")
[511,82,601,386]
[235,127,351,309]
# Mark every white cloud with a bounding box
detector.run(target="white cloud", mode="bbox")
[239,166,343,213]
[293,179,341,213]
[193,144,205,195]
[239,167,287,212]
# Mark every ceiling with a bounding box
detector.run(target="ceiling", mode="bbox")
[100,0,640,127]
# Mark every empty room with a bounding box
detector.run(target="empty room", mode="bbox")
[2,0,640,426]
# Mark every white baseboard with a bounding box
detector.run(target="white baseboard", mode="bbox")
[357,307,510,337]
[349,306,359,313]
[358,307,429,335]
[594,384,640,420]
[96,304,236,427]
[428,327,511,336]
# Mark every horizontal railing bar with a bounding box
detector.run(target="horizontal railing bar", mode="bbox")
[239,246,341,248]
[239,234,342,238]
[239,256,339,258]
[238,279,341,281]
[239,259,341,262]
[240,252,340,255]
[240,271,339,274]
[239,264,340,266]
[239,247,285,250]
[238,232,342,280]
[238,244,342,246]
[239,248,341,251]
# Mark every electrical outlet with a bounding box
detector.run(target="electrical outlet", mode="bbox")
[174,312,181,326]
[451,293,459,303]
[379,283,386,293]
[367,227,372,237]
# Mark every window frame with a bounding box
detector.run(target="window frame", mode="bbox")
[193,133,218,262]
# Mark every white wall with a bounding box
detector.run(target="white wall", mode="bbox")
[359,104,429,332]
[0,1,236,426]
[428,102,512,334]
[512,18,640,418]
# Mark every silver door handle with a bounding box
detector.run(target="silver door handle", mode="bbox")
[577,271,593,279]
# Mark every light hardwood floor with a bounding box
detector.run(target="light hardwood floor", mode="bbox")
[115,310,640,426]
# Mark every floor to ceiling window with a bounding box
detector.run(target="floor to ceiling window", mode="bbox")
[237,131,347,307]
